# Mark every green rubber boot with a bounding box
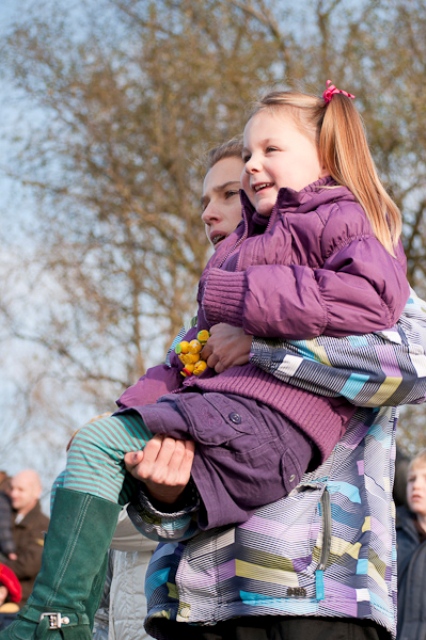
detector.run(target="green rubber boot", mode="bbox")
[0,488,121,639]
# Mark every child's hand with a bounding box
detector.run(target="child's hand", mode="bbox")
[124,450,145,477]
[202,323,252,373]
[124,435,195,505]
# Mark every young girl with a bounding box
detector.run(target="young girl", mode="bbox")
[1,82,410,640]
[121,82,408,528]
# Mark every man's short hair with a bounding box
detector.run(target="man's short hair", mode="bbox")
[205,136,243,171]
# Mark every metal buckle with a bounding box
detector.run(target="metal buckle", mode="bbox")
[39,612,70,629]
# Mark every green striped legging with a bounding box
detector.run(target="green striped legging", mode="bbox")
[52,412,153,506]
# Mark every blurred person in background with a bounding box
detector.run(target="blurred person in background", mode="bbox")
[92,512,156,640]
[396,449,426,639]
[1,471,49,607]
[0,564,21,631]
[0,473,16,562]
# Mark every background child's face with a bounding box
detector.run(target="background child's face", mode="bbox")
[241,110,325,217]
[407,461,426,518]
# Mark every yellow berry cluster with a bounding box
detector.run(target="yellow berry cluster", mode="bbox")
[175,330,210,377]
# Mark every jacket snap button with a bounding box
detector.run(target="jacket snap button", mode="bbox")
[229,412,242,424]
[289,474,296,483]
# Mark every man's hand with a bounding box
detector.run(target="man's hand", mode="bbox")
[202,323,252,373]
[124,435,195,505]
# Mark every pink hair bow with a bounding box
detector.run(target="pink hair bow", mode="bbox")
[323,79,355,103]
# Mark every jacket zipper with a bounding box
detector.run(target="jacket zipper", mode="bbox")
[315,487,331,600]
[318,487,331,571]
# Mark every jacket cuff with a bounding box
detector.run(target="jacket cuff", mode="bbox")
[126,481,200,542]
[249,337,274,368]
[202,268,247,327]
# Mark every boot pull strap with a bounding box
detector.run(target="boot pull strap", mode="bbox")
[18,607,90,634]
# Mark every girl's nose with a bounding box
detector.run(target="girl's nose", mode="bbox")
[244,154,260,175]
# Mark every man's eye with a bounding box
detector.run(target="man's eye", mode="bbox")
[225,190,239,199]
[242,153,251,163]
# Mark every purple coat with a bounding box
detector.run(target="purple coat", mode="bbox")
[199,176,408,338]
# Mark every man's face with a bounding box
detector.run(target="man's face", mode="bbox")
[407,462,426,518]
[201,156,244,249]
[10,473,40,514]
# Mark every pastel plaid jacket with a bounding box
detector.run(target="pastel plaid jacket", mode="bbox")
[129,291,426,640]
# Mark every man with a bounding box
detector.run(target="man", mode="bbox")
[2,471,49,606]
[124,151,426,640]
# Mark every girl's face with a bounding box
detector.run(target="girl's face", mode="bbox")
[407,462,426,518]
[241,110,326,217]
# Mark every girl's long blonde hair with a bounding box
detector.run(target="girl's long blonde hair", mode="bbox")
[249,90,401,255]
